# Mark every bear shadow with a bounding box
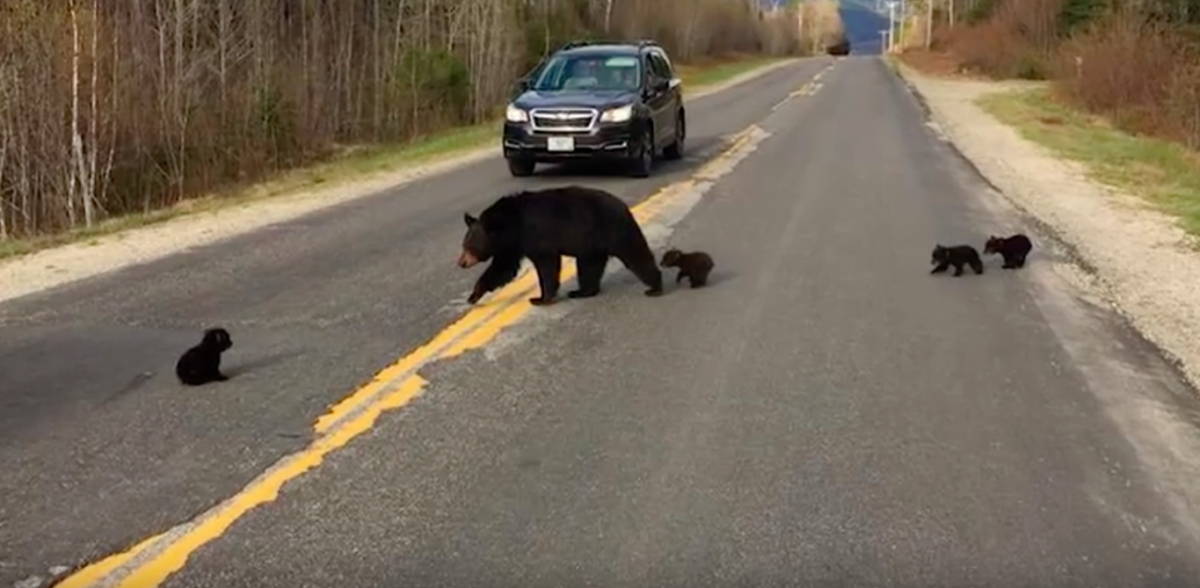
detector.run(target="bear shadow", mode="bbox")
[529,136,723,179]
[666,269,736,290]
[536,160,627,178]
[102,371,157,403]
[223,349,307,378]
[591,265,735,294]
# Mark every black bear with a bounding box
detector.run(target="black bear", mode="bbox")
[176,327,233,386]
[458,185,664,306]
[930,244,984,277]
[983,233,1033,269]
[659,248,714,288]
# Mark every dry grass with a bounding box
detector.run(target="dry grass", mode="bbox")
[920,0,1200,150]
[980,86,1200,239]
[898,48,979,79]
[1054,7,1200,151]
[902,0,1061,80]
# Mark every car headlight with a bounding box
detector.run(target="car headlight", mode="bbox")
[505,104,528,123]
[600,104,633,123]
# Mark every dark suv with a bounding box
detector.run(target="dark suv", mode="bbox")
[501,40,686,179]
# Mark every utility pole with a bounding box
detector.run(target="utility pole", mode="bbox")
[879,29,888,54]
[886,1,897,53]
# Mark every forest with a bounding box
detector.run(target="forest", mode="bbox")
[0,0,811,241]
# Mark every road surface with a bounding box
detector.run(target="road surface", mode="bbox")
[3,56,1200,588]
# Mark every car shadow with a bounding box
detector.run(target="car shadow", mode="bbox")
[525,135,724,180]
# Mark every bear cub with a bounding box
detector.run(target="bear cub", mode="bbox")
[930,244,984,277]
[176,327,233,386]
[660,248,714,289]
[983,233,1032,269]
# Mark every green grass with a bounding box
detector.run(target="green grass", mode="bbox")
[0,54,788,261]
[978,85,1200,239]
[676,55,789,88]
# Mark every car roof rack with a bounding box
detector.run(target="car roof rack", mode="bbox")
[558,39,660,51]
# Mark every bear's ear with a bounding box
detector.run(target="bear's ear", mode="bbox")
[463,213,477,227]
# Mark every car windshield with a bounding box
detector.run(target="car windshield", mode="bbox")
[529,53,642,92]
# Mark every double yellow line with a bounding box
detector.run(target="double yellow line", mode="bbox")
[54,124,766,588]
[772,60,837,111]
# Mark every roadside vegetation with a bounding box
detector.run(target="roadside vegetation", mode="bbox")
[794,0,849,53]
[893,0,1200,238]
[0,0,819,253]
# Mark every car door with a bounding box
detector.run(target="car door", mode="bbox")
[640,51,670,150]
[652,49,683,143]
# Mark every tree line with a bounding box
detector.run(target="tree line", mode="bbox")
[0,0,807,240]
[926,0,1200,150]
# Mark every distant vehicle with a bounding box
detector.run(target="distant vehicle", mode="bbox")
[501,39,686,179]
[826,33,851,56]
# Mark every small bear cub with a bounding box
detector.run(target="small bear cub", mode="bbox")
[660,248,714,288]
[930,244,984,277]
[176,327,234,386]
[983,233,1033,269]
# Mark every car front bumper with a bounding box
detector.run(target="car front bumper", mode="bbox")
[502,122,637,163]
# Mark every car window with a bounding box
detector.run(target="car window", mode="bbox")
[645,52,672,82]
[654,50,675,79]
[531,54,643,92]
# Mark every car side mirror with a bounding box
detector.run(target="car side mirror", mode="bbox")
[654,78,670,92]
[516,78,530,93]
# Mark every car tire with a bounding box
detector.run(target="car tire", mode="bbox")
[627,130,653,178]
[662,110,685,161]
[507,158,536,177]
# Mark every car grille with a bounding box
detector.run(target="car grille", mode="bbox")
[530,108,598,132]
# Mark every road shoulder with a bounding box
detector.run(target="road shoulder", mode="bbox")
[0,57,801,306]
[890,59,1200,393]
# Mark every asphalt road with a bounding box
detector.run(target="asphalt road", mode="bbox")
[4,56,1200,588]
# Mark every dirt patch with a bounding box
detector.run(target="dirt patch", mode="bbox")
[893,61,1200,392]
[897,49,971,78]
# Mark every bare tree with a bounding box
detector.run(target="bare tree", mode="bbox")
[0,0,805,243]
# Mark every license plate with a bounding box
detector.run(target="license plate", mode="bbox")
[547,136,575,152]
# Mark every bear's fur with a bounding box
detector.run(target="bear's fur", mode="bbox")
[930,244,984,277]
[659,248,714,288]
[458,185,664,305]
[983,233,1033,269]
[176,327,233,386]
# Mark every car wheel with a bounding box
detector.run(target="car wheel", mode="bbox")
[627,131,653,178]
[663,110,685,161]
[507,158,536,177]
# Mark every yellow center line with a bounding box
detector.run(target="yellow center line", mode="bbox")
[771,61,839,112]
[54,123,765,588]
[53,533,165,588]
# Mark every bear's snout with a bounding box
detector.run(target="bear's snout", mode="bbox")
[457,250,479,268]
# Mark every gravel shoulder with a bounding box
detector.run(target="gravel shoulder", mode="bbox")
[893,61,1200,392]
[0,58,800,306]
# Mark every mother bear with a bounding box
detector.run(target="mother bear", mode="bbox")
[457,185,664,305]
